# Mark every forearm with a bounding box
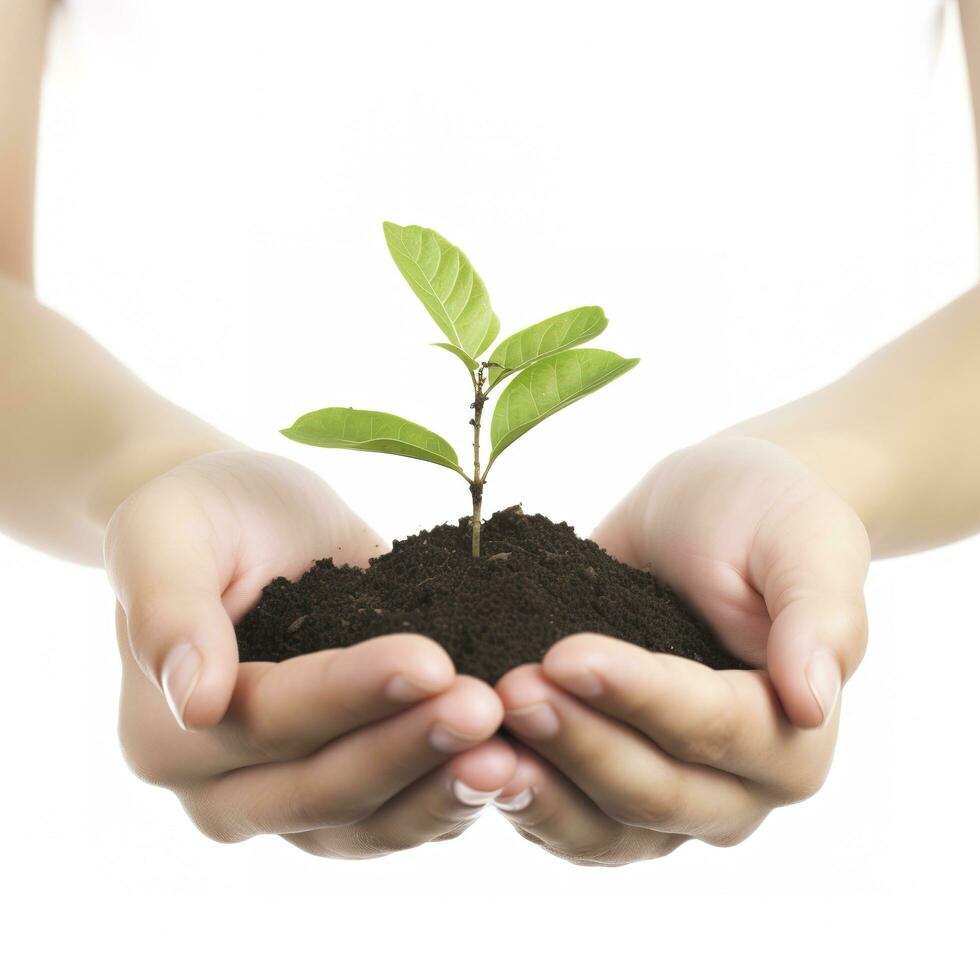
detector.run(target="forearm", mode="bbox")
[0,273,239,565]
[728,285,980,557]
[0,0,48,285]
[733,3,980,558]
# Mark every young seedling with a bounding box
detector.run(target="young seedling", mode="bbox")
[281,223,639,557]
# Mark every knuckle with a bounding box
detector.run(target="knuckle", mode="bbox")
[118,745,172,788]
[241,708,297,763]
[608,780,683,830]
[706,815,765,848]
[766,751,832,804]
[781,765,829,803]
[181,788,250,844]
[679,690,738,767]
[117,719,179,789]
[191,816,246,845]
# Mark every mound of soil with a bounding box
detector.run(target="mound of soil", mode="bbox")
[236,505,744,683]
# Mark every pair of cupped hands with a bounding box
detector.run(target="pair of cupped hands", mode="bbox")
[105,435,869,866]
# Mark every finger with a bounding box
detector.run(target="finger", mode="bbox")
[288,738,518,858]
[120,631,459,784]
[496,665,765,845]
[751,490,870,728]
[105,479,239,730]
[116,629,457,783]
[542,633,835,796]
[492,746,685,866]
[227,633,455,763]
[193,676,503,841]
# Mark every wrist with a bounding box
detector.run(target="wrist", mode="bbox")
[715,423,888,543]
[88,429,242,543]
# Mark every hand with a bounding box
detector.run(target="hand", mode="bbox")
[492,435,870,865]
[106,450,514,856]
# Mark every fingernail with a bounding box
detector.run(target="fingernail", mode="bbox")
[451,779,501,807]
[806,649,841,725]
[555,667,602,699]
[385,673,441,703]
[161,643,201,730]
[429,722,480,754]
[505,703,560,740]
[494,787,534,812]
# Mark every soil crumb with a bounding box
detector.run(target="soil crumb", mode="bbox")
[236,505,745,683]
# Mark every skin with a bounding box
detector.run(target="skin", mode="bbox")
[0,1,517,857]
[1,0,979,863]
[491,438,867,862]
[104,450,518,854]
[490,5,980,864]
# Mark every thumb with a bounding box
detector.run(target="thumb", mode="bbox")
[104,485,240,730]
[752,497,870,729]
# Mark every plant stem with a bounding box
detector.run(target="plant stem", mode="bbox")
[470,365,487,557]
[470,481,483,557]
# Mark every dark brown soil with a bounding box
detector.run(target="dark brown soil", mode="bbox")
[236,505,745,683]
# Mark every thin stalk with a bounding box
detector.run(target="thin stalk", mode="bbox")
[469,365,487,557]
[470,482,483,557]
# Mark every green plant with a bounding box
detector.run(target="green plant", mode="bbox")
[281,222,639,557]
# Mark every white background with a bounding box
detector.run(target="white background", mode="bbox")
[2,0,978,976]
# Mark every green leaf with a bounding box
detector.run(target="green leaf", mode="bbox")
[282,407,462,473]
[432,342,479,373]
[487,306,608,386]
[383,221,500,358]
[489,349,639,464]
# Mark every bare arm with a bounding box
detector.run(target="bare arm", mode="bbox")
[731,0,980,558]
[0,277,236,563]
[0,1,235,564]
[0,2,521,852]
[486,4,980,865]
[0,0,46,284]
